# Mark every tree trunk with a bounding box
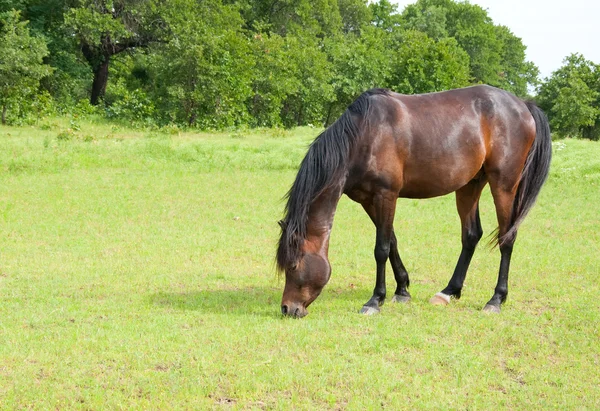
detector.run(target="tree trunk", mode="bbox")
[1,105,6,125]
[90,57,110,105]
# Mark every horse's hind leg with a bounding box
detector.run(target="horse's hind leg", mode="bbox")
[431,178,486,305]
[483,183,518,313]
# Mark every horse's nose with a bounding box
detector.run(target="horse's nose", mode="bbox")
[281,303,307,318]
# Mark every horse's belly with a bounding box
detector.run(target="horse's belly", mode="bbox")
[398,182,461,199]
[398,161,482,199]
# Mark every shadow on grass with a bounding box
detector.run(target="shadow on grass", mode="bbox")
[147,284,377,319]
[148,286,284,318]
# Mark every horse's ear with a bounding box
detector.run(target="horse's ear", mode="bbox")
[278,220,287,231]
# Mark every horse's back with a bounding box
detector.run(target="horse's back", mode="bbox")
[345,85,536,200]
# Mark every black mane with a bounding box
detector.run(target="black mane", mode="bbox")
[276,89,390,271]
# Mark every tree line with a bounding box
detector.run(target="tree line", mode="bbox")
[0,0,598,139]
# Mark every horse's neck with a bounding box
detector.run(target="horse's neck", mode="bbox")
[304,184,343,254]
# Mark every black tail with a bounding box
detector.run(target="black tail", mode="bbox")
[499,102,552,246]
[276,89,390,272]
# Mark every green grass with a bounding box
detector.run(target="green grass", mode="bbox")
[0,120,599,409]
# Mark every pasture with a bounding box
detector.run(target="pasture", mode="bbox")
[0,119,599,409]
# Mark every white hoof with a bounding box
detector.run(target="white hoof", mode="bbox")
[429,292,451,306]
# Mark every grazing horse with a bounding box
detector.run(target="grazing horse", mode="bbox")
[277,85,551,318]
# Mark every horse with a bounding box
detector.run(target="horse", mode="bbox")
[276,85,551,318]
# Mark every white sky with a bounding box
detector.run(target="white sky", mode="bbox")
[391,0,600,80]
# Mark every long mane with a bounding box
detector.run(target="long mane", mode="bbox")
[276,89,390,272]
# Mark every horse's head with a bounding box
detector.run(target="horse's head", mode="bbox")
[277,176,341,318]
[280,251,331,318]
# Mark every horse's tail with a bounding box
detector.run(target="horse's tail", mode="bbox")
[498,101,552,246]
[276,89,390,272]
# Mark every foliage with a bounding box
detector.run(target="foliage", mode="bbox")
[537,54,600,140]
[0,10,52,124]
[401,0,537,97]
[246,32,300,127]
[237,0,343,38]
[494,24,539,96]
[1,0,592,134]
[325,26,390,124]
[151,0,253,128]
[63,0,166,104]
[106,86,155,124]
[369,0,401,31]
[277,35,335,128]
[386,29,471,94]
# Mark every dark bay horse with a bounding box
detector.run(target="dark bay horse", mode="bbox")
[277,85,551,318]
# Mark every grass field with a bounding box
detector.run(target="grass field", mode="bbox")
[1,119,599,409]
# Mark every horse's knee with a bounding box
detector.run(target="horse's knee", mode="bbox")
[374,243,390,263]
[463,225,483,249]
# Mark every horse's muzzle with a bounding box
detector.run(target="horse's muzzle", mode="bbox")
[281,303,307,318]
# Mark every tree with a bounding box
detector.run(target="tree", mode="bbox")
[385,30,471,95]
[0,0,26,13]
[277,34,334,127]
[151,0,253,127]
[14,0,90,107]
[63,0,165,105]
[537,54,600,139]
[0,10,52,124]
[337,0,371,34]
[246,31,301,127]
[494,24,539,97]
[369,0,401,31]
[401,0,539,95]
[325,26,390,124]
[402,3,448,40]
[236,0,344,127]
[236,0,343,38]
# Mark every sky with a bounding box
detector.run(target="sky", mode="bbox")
[391,0,600,80]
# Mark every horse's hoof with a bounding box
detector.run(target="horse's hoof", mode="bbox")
[359,305,380,315]
[391,294,411,303]
[429,292,451,306]
[482,304,501,313]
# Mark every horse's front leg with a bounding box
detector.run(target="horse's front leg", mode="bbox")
[389,230,411,303]
[360,192,398,315]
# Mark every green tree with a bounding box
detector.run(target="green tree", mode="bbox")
[386,30,470,94]
[494,24,539,96]
[152,0,253,127]
[402,4,448,40]
[15,0,90,107]
[278,34,334,127]
[401,0,538,95]
[337,0,371,34]
[369,0,401,31]
[236,0,343,38]
[0,10,52,124]
[246,31,300,127]
[402,0,499,84]
[63,0,165,105]
[0,0,26,13]
[325,26,390,123]
[537,54,600,139]
[236,0,346,127]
